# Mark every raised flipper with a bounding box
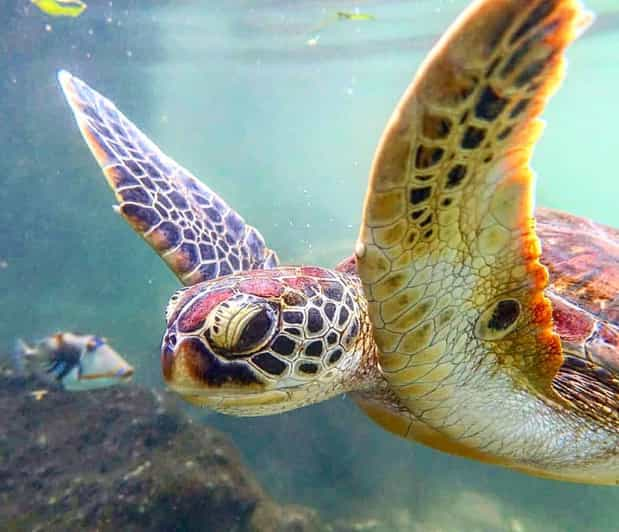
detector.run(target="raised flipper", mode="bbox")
[356,0,591,428]
[58,71,279,286]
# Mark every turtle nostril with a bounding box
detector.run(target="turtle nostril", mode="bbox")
[168,332,177,347]
[162,332,177,355]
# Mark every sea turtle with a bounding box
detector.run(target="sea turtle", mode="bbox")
[58,0,619,484]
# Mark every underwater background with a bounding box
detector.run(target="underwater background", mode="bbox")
[2,0,619,530]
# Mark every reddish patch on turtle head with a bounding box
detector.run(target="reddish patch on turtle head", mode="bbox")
[166,284,204,326]
[177,289,234,333]
[283,276,319,297]
[238,278,284,298]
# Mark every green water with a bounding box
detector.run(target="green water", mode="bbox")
[2,0,619,530]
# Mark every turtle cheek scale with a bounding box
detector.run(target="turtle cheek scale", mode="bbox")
[258,272,368,388]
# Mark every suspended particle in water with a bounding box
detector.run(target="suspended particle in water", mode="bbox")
[306,35,320,47]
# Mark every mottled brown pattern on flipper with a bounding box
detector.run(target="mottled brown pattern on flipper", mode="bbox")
[58,71,279,287]
[357,0,588,432]
[538,207,619,324]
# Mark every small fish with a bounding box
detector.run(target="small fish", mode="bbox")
[336,11,376,21]
[307,10,376,45]
[31,0,87,18]
[13,332,134,391]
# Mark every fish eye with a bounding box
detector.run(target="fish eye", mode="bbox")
[205,296,278,356]
[86,336,105,352]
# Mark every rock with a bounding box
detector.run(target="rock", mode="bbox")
[330,517,383,532]
[0,366,324,532]
[250,502,323,532]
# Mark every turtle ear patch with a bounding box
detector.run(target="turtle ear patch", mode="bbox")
[475,298,522,341]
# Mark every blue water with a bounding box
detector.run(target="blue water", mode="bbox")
[2,0,619,530]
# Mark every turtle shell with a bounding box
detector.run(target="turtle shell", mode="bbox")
[538,207,619,324]
[538,208,619,429]
[538,208,619,370]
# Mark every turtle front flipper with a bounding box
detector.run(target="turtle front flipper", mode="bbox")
[58,71,278,286]
[357,1,592,449]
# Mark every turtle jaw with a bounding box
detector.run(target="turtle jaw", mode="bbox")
[161,334,363,416]
[161,335,303,415]
[166,384,298,416]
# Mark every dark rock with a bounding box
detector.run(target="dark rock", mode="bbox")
[0,366,325,532]
[251,502,323,532]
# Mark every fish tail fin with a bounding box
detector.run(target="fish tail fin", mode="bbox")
[12,339,38,373]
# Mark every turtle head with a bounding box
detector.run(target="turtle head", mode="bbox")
[160,267,373,415]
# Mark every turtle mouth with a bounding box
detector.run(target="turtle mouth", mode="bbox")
[167,384,295,415]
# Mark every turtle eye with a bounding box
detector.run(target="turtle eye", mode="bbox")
[235,308,276,352]
[205,296,278,356]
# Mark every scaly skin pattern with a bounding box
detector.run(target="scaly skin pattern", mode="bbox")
[355,211,619,484]
[162,208,619,482]
[57,71,278,287]
[355,0,619,483]
[161,266,381,415]
[58,0,619,485]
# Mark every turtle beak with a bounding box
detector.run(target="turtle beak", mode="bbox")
[162,337,309,415]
